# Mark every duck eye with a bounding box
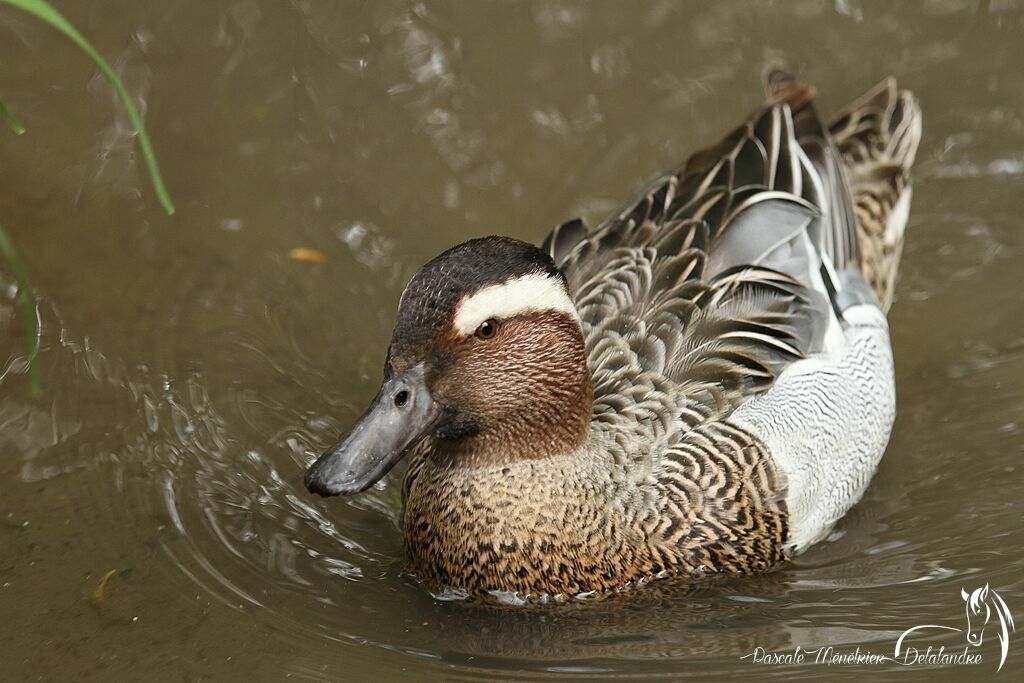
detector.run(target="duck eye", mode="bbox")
[475,318,498,339]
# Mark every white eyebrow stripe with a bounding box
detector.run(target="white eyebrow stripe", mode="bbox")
[452,272,579,335]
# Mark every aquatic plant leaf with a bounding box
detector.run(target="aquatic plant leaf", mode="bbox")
[0,97,26,134]
[0,0,175,214]
[0,223,41,396]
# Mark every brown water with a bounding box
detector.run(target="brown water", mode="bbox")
[2,1,1023,680]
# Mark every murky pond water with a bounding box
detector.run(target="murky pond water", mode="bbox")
[2,1,1023,680]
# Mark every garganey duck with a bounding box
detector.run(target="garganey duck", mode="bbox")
[305,70,922,599]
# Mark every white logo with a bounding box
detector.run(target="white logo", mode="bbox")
[739,583,1015,671]
[895,584,1015,672]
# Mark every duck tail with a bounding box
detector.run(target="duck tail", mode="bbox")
[828,79,922,311]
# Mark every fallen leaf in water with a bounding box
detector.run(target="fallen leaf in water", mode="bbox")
[91,569,118,609]
[288,247,326,264]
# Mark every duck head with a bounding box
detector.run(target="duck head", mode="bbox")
[305,236,593,497]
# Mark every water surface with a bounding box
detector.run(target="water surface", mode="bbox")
[1,1,1023,680]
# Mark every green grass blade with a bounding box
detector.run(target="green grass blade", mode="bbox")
[1,0,175,214]
[0,223,42,396]
[0,97,26,134]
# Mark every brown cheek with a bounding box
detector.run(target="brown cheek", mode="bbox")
[440,313,585,426]
[431,341,505,420]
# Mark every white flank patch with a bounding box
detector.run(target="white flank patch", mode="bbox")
[452,272,579,335]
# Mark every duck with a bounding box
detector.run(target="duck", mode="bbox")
[304,70,922,599]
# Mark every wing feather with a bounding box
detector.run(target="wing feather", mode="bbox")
[544,75,856,428]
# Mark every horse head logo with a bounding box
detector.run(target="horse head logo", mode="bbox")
[961,584,1014,669]
[895,584,1015,672]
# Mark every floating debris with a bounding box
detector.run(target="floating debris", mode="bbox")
[91,569,118,609]
[288,248,327,264]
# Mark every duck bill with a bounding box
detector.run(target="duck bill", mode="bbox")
[304,365,441,497]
